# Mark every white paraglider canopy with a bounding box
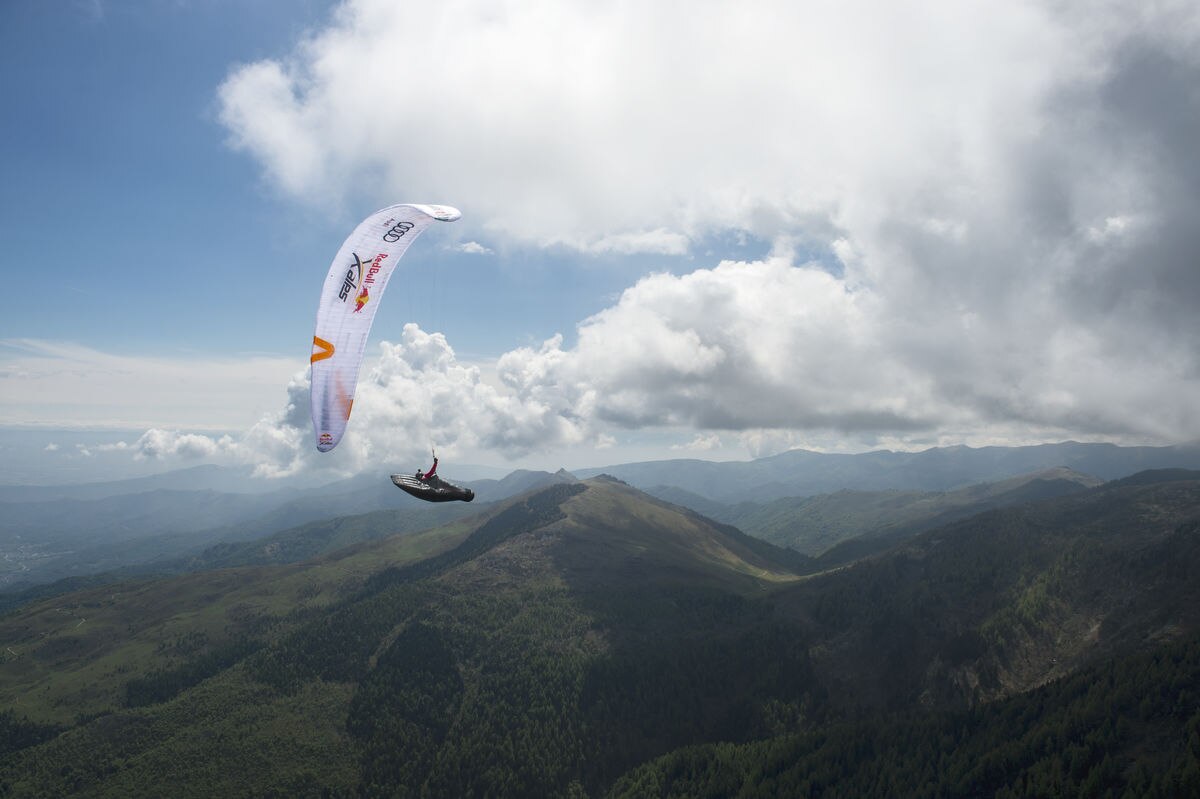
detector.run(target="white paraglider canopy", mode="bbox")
[310,203,460,452]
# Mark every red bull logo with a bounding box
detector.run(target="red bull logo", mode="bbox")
[352,252,388,313]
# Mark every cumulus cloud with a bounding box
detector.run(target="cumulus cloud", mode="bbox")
[673,434,723,452]
[197,0,1199,461]
[112,369,314,478]
[130,429,234,460]
[486,253,1199,448]
[495,257,923,432]
[222,251,1193,477]
[125,324,592,478]
[217,0,1128,249]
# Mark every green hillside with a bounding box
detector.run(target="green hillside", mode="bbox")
[774,474,1200,712]
[696,467,1102,557]
[608,630,1200,798]
[0,473,1198,797]
[605,474,1200,797]
[0,517,476,727]
[0,479,809,796]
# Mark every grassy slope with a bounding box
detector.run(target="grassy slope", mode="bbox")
[552,477,803,592]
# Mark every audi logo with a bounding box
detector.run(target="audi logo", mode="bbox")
[383,221,414,242]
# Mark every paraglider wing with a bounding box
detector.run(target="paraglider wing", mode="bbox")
[310,204,460,452]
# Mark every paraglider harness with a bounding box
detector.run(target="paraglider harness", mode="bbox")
[392,448,473,503]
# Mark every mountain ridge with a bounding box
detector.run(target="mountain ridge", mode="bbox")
[5,440,1197,592]
[576,441,1200,502]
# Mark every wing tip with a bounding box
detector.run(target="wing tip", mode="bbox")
[401,203,461,222]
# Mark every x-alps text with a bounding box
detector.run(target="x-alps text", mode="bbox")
[338,252,387,302]
[338,255,366,301]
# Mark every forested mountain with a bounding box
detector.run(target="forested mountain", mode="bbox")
[772,470,1200,712]
[0,471,1198,796]
[610,632,1200,798]
[654,466,1102,557]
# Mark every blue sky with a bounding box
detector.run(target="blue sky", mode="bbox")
[0,0,694,359]
[3,0,1199,485]
[3,2,323,350]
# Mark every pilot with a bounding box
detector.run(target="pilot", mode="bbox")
[417,452,438,483]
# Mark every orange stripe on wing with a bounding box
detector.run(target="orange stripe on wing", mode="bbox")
[311,336,335,363]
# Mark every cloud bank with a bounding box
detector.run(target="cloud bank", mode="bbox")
[204,0,1200,466]
[0,339,300,430]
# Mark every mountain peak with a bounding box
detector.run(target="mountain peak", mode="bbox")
[540,477,802,593]
[426,477,802,597]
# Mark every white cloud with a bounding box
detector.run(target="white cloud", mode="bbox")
[118,324,593,478]
[130,429,234,460]
[241,247,1197,476]
[508,257,925,432]
[572,230,691,256]
[456,241,493,255]
[38,0,1200,474]
[486,253,1200,446]
[216,0,1200,323]
[29,263,1197,481]
[217,0,1118,251]
[673,434,723,452]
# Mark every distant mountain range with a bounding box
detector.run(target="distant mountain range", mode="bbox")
[3,442,1198,595]
[673,466,1104,557]
[577,440,1200,502]
[6,439,1196,503]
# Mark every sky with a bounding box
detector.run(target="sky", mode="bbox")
[2,0,1199,485]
